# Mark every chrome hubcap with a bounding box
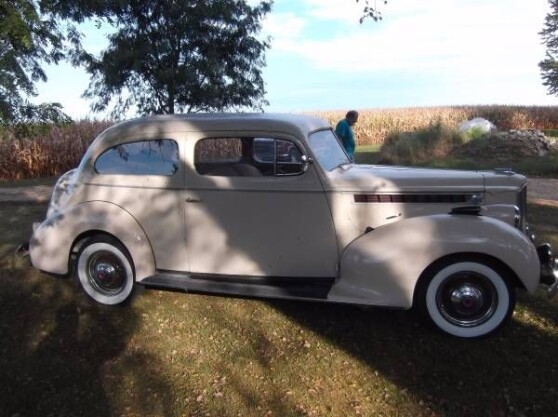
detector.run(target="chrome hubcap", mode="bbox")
[450,285,484,314]
[87,251,126,295]
[95,263,117,283]
[437,272,498,327]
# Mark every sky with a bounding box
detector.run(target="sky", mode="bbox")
[35,0,555,119]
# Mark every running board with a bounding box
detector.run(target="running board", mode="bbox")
[139,272,335,301]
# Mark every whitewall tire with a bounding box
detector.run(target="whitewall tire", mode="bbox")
[76,238,135,305]
[421,261,515,338]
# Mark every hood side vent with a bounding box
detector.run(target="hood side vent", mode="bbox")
[354,194,473,204]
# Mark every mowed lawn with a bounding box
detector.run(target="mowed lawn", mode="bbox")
[1,198,558,416]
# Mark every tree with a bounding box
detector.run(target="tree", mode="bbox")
[71,1,271,117]
[0,0,70,124]
[540,0,558,96]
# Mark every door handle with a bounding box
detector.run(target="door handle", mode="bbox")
[186,197,202,203]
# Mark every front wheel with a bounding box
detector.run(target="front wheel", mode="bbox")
[417,260,515,338]
[75,237,135,305]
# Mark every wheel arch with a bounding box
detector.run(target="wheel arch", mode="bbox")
[71,229,125,255]
[69,230,136,275]
[412,252,524,308]
[65,202,157,281]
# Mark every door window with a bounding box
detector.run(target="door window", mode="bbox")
[195,137,304,177]
[253,138,304,176]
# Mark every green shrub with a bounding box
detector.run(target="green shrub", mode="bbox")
[544,128,558,138]
[379,121,464,165]
[461,125,489,142]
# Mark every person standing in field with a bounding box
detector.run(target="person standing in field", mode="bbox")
[335,110,359,161]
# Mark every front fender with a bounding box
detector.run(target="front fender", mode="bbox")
[328,214,540,308]
[30,201,156,280]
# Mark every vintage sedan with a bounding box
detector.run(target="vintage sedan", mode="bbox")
[29,113,558,338]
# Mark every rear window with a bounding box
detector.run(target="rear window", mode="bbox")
[95,139,179,176]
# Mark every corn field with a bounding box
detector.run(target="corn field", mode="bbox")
[314,105,558,146]
[0,121,112,180]
[1,105,558,180]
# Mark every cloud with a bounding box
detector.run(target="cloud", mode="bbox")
[302,0,365,24]
[270,0,549,78]
[262,12,307,41]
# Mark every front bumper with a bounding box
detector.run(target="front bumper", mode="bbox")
[537,243,558,298]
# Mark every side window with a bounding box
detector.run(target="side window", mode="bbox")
[195,137,304,177]
[253,138,304,176]
[195,138,246,176]
[196,138,242,163]
[95,139,179,176]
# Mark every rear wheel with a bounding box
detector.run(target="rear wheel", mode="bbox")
[75,237,135,305]
[418,260,515,338]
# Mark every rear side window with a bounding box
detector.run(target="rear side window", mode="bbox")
[196,138,242,163]
[95,139,179,176]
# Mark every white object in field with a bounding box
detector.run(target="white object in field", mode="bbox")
[458,118,496,134]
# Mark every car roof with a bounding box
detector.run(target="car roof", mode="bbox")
[94,113,331,146]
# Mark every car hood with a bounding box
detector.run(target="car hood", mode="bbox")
[324,164,525,193]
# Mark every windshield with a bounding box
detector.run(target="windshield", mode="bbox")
[307,129,351,171]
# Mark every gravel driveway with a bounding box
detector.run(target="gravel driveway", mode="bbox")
[0,179,556,204]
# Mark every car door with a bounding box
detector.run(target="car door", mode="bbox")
[183,133,339,278]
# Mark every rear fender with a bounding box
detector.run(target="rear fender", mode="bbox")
[30,201,156,280]
[329,214,540,308]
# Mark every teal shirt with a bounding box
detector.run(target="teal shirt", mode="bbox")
[335,119,355,159]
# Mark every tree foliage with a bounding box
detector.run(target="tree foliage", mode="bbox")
[0,0,70,124]
[68,0,272,117]
[1,0,383,124]
[357,0,387,23]
[540,0,558,96]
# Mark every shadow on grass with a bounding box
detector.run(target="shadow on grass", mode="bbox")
[264,201,558,416]
[269,295,558,417]
[0,253,175,417]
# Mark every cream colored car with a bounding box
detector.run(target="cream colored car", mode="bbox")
[29,114,558,338]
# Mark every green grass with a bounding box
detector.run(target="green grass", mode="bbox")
[354,144,382,164]
[1,201,558,416]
